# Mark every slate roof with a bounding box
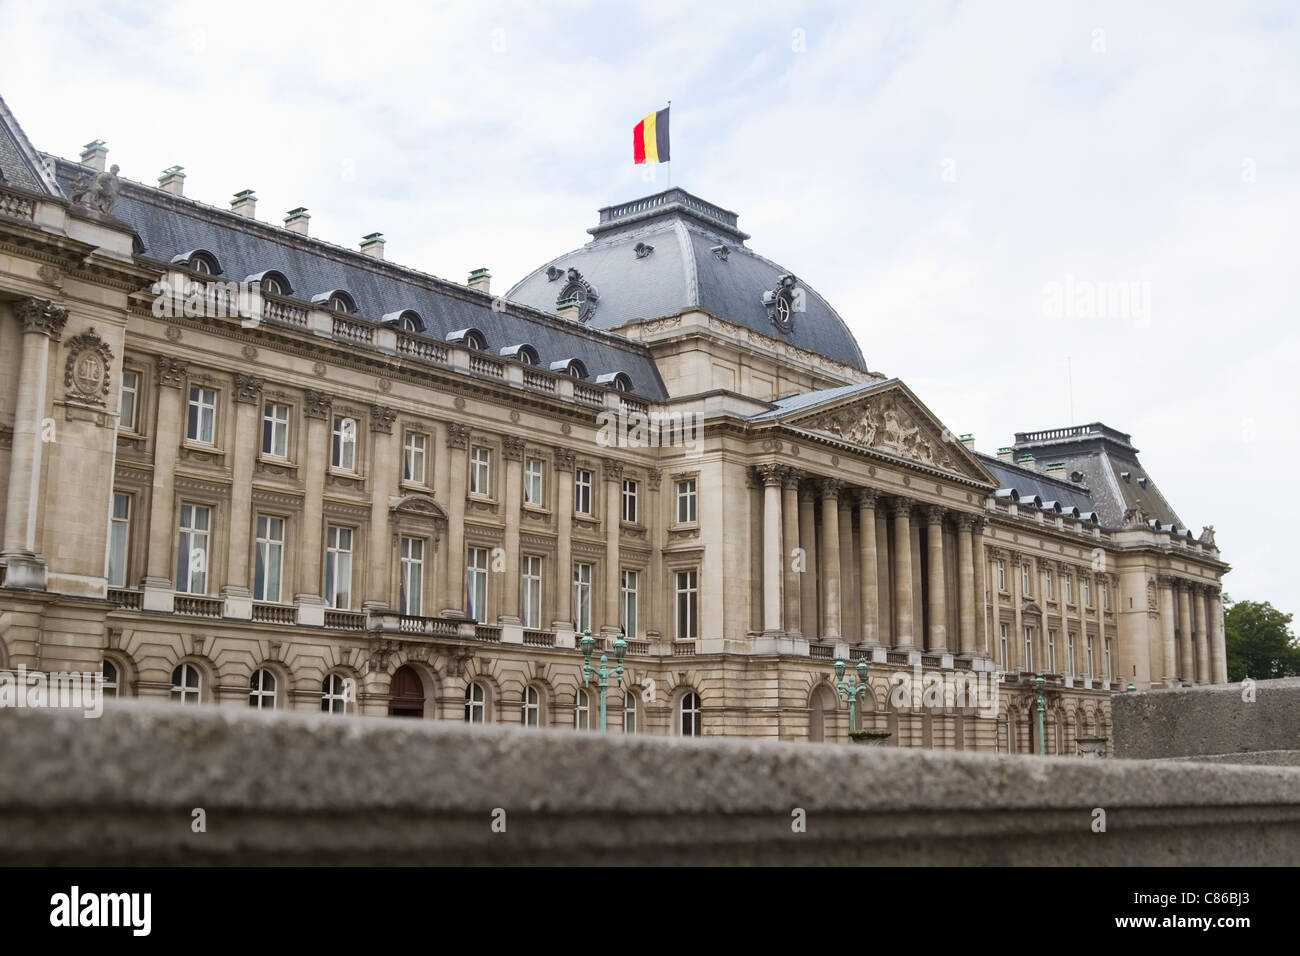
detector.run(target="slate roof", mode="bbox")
[49,158,667,400]
[747,380,891,422]
[977,455,1097,513]
[506,188,869,372]
[0,94,61,195]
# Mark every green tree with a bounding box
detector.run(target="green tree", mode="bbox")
[1224,594,1300,681]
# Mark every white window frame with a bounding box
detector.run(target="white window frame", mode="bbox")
[186,385,217,445]
[400,536,424,616]
[1047,629,1057,674]
[623,690,637,734]
[621,478,639,524]
[325,525,354,610]
[573,561,592,634]
[575,688,590,730]
[1021,564,1031,595]
[331,416,357,472]
[1045,570,1054,601]
[101,659,120,698]
[118,370,139,431]
[1023,626,1034,672]
[108,491,131,588]
[176,502,211,594]
[171,663,201,705]
[322,673,350,714]
[470,446,492,497]
[1104,637,1113,680]
[675,478,697,524]
[524,457,545,507]
[253,514,285,603]
[1083,578,1092,608]
[675,569,698,641]
[465,682,486,724]
[997,560,1006,591]
[467,547,489,623]
[620,568,639,639]
[1086,635,1096,677]
[403,431,427,485]
[521,554,542,629]
[249,668,277,710]
[679,691,701,737]
[1102,583,1110,610]
[262,401,290,459]
[1067,632,1077,676]
[522,685,541,727]
[999,623,1009,669]
[574,468,592,515]
[1064,574,1073,604]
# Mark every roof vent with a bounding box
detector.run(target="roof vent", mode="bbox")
[1069,470,1085,483]
[80,140,108,171]
[284,207,310,236]
[1137,477,1148,489]
[231,189,257,218]
[158,165,186,196]
[634,242,654,259]
[1120,471,1131,483]
[711,244,730,261]
[360,232,385,259]
[468,267,491,293]
[1045,461,1065,473]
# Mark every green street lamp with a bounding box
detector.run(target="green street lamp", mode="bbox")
[834,658,870,733]
[1034,673,1047,756]
[580,627,627,732]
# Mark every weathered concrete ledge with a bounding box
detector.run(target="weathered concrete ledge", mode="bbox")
[3,701,1300,865]
[1113,677,1300,761]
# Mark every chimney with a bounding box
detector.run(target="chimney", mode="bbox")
[997,446,1014,463]
[1017,454,1035,470]
[80,140,108,171]
[231,189,257,218]
[360,232,385,259]
[284,207,310,236]
[468,267,491,293]
[557,295,581,322]
[158,166,186,196]
[959,433,976,453]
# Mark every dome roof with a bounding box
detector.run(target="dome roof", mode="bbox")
[505,189,867,372]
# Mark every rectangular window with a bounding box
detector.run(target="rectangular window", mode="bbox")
[620,569,639,639]
[675,569,698,641]
[1105,637,1113,680]
[331,416,357,471]
[325,525,353,609]
[1045,571,1054,601]
[176,502,211,594]
[1021,564,1031,595]
[521,554,542,628]
[999,623,1009,668]
[997,560,1006,592]
[400,536,424,616]
[1067,632,1077,676]
[254,514,285,602]
[186,386,216,444]
[1064,574,1073,604]
[1023,627,1034,672]
[621,478,639,524]
[573,562,592,634]
[262,402,290,459]
[524,458,545,507]
[1086,635,1095,677]
[624,692,637,734]
[467,547,489,623]
[118,370,139,431]
[108,492,131,587]
[403,431,427,484]
[675,479,697,524]
[1101,583,1110,610]
[1047,629,1057,674]
[1083,578,1092,608]
[574,468,592,515]
[470,446,492,496]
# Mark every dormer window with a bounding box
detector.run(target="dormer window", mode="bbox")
[174,249,221,276]
[550,358,588,380]
[448,328,487,351]
[314,290,357,314]
[263,277,282,295]
[595,371,633,392]
[191,256,212,275]
[762,273,799,334]
[465,331,485,351]
[330,295,351,314]
[500,344,540,366]
[246,270,292,297]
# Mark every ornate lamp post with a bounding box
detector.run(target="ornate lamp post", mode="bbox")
[580,627,627,732]
[834,658,870,732]
[1034,673,1047,756]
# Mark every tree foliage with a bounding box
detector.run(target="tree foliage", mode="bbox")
[1224,594,1300,681]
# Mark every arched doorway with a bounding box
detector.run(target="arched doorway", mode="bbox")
[388,665,425,718]
[808,684,838,742]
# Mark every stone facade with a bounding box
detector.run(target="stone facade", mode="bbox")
[0,97,1229,754]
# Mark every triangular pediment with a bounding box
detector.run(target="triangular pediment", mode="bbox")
[782,381,995,483]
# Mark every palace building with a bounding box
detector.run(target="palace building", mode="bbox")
[0,94,1229,752]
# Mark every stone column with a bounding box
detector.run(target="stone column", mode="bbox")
[798,485,819,639]
[501,436,525,623]
[1209,587,1227,683]
[857,489,879,646]
[818,479,843,642]
[875,507,892,645]
[222,373,263,617]
[602,458,623,634]
[294,390,332,624]
[838,495,856,643]
[441,423,469,616]
[1193,584,1210,685]
[1012,552,1025,671]
[1176,581,1194,683]
[1158,575,1177,685]
[972,518,988,656]
[755,465,784,633]
[553,449,575,628]
[2,298,68,588]
[365,406,397,611]
[892,497,915,650]
[141,356,189,611]
[925,506,948,653]
[956,514,976,656]
[781,469,803,639]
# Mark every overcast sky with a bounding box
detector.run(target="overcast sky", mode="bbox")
[3,0,1296,619]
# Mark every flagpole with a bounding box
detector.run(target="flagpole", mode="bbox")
[666,99,671,189]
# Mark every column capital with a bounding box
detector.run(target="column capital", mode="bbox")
[304,390,332,419]
[554,447,576,469]
[154,355,190,388]
[503,435,526,461]
[754,463,784,486]
[233,373,264,404]
[971,515,988,534]
[954,512,975,532]
[925,504,946,526]
[1157,574,1176,588]
[819,477,844,500]
[1174,578,1191,593]
[446,422,469,449]
[890,496,914,517]
[369,405,397,434]
[798,483,818,503]
[857,487,880,510]
[602,457,624,482]
[781,467,804,491]
[14,297,69,340]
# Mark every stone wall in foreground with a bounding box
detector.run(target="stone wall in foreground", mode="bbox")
[2,700,1299,865]
[1112,677,1300,763]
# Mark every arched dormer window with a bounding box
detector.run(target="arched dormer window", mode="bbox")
[448,328,487,351]
[313,290,357,314]
[173,249,221,276]
[499,344,540,366]
[549,358,588,380]
[595,371,633,392]
[246,270,292,297]
[383,310,425,333]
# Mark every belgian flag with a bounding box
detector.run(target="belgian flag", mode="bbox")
[633,107,670,164]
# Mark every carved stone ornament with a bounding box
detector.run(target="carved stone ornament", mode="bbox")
[14,297,69,340]
[69,164,121,216]
[554,448,576,469]
[503,436,526,461]
[762,273,799,335]
[304,390,332,419]
[1199,525,1217,548]
[634,242,654,259]
[557,268,599,323]
[369,405,397,434]
[803,394,960,473]
[155,355,189,388]
[446,423,470,449]
[233,373,264,404]
[63,328,114,405]
[546,266,564,282]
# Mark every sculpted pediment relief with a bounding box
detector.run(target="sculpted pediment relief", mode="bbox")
[795,391,982,479]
